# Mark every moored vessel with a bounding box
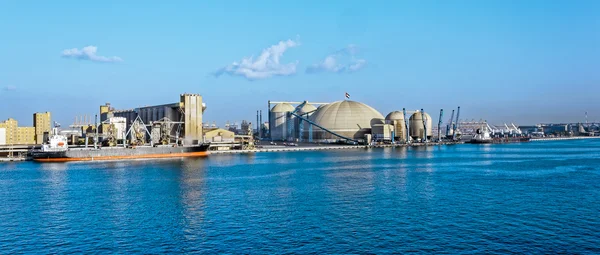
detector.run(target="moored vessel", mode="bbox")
[29,132,209,162]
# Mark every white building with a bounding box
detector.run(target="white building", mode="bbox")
[0,128,5,145]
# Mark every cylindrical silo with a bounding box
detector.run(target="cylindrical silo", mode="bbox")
[269,103,295,141]
[294,103,317,140]
[385,111,406,141]
[409,111,433,140]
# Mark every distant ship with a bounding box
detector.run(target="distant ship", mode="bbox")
[29,133,209,162]
[467,125,530,144]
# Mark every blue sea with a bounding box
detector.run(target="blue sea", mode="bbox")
[1,140,600,254]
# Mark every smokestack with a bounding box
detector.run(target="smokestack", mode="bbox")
[259,110,263,138]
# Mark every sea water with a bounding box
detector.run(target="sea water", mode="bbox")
[1,140,599,253]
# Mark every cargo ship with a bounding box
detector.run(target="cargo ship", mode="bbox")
[29,133,209,162]
[466,126,530,144]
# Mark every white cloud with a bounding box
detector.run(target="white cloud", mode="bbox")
[3,85,16,91]
[61,46,123,63]
[214,39,300,80]
[306,45,366,74]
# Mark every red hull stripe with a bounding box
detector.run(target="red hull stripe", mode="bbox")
[33,151,209,162]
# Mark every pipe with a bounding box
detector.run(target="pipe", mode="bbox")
[438,109,443,142]
[403,108,409,143]
[421,109,427,143]
[94,114,98,149]
[259,110,263,138]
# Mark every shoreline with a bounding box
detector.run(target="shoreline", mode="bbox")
[2,137,599,161]
[209,142,459,155]
[530,136,600,142]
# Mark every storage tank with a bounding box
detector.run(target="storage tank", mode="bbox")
[294,103,317,140]
[385,111,406,142]
[269,103,295,140]
[309,100,384,141]
[409,111,433,140]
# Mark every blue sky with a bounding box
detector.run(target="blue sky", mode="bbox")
[0,0,598,127]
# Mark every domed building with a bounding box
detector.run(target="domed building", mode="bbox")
[385,111,407,142]
[269,103,295,141]
[309,100,384,140]
[409,111,433,141]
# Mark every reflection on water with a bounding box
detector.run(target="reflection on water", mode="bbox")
[1,140,600,253]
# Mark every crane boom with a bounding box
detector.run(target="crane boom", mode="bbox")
[452,106,460,141]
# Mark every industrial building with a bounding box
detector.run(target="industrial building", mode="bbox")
[34,112,51,144]
[309,100,384,140]
[0,112,53,145]
[97,93,205,145]
[265,99,436,144]
[409,111,433,141]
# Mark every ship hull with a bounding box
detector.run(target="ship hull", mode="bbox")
[31,144,209,162]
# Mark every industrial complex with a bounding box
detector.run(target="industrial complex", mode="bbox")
[1,91,599,161]
[264,100,438,144]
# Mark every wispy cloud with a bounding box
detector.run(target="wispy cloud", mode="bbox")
[61,46,123,63]
[3,85,16,91]
[306,44,366,74]
[214,39,300,81]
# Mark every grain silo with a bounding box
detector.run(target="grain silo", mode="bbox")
[409,111,433,141]
[269,103,295,141]
[309,100,384,141]
[294,103,317,139]
[385,111,406,142]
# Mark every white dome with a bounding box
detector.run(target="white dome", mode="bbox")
[309,100,384,140]
[386,111,405,121]
[296,104,317,115]
[271,103,295,113]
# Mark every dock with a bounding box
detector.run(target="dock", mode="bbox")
[531,136,600,142]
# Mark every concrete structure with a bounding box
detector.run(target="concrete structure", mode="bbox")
[98,93,206,145]
[34,112,51,144]
[180,93,204,143]
[295,103,317,139]
[372,124,393,141]
[0,128,5,145]
[385,111,406,142]
[0,118,36,145]
[309,100,384,140]
[409,111,433,140]
[16,127,35,145]
[269,103,295,141]
[203,128,235,143]
[0,118,18,144]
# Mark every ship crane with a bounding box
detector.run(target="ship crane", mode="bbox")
[446,109,455,138]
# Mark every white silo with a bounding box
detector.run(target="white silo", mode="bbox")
[385,111,406,142]
[409,111,433,141]
[269,103,295,141]
[294,103,317,140]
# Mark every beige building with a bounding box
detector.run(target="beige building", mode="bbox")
[0,118,18,144]
[0,114,50,145]
[203,128,235,143]
[16,127,35,144]
[34,112,52,144]
[181,94,204,143]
